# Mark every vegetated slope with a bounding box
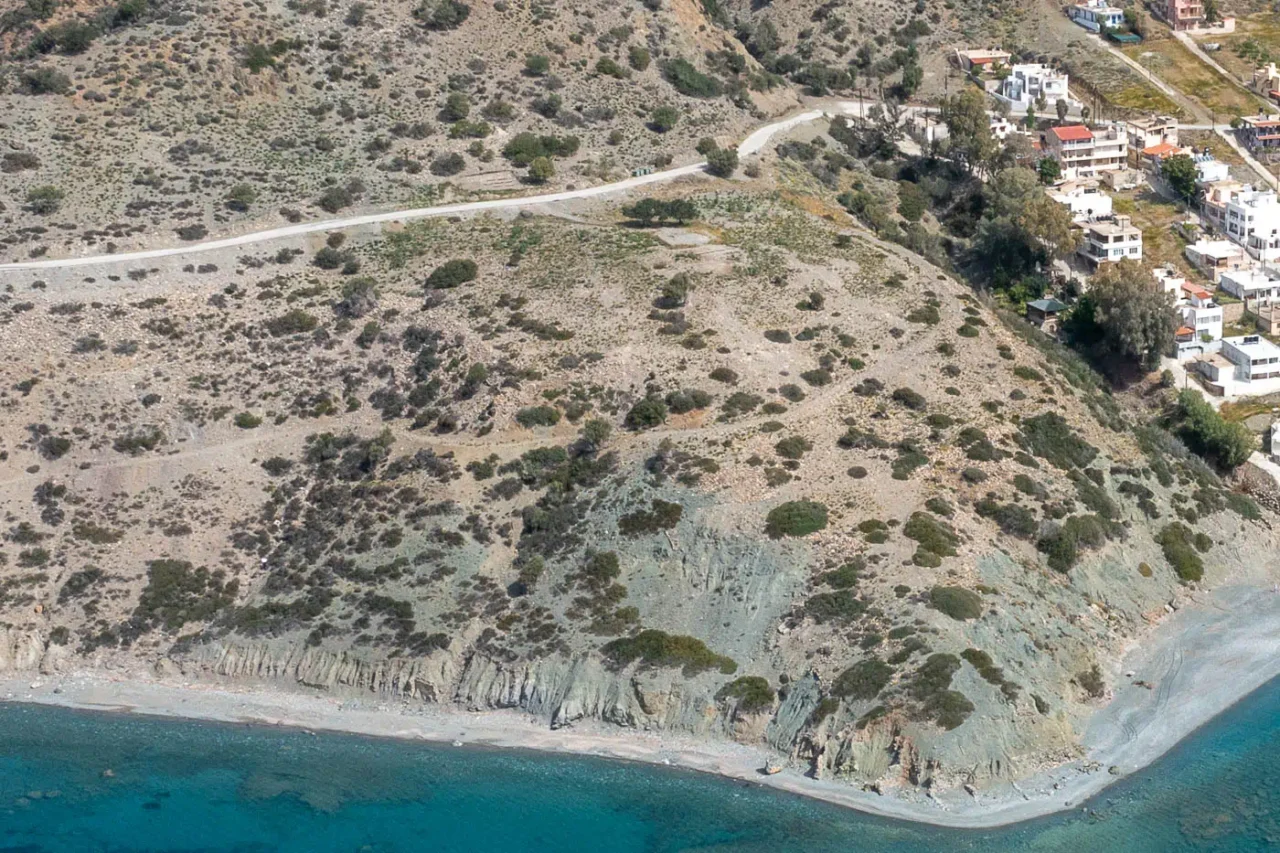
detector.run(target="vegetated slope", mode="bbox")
[0,0,782,261]
[0,186,1270,795]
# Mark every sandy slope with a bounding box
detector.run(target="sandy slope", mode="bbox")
[3,581,1279,829]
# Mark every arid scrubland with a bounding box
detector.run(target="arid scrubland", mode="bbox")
[0,163,1272,790]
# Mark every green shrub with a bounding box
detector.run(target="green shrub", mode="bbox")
[425,258,478,289]
[974,497,1037,538]
[929,586,983,620]
[774,435,813,460]
[800,368,832,387]
[822,560,863,589]
[26,185,64,214]
[709,366,739,384]
[903,512,957,556]
[1012,365,1044,382]
[765,500,828,538]
[601,629,736,675]
[265,309,319,337]
[911,506,947,532]
[1174,390,1254,470]
[662,58,721,97]
[803,589,865,623]
[132,559,239,632]
[501,132,581,166]
[891,443,929,480]
[1227,492,1261,520]
[624,397,667,430]
[1075,664,1105,698]
[416,0,470,31]
[665,388,712,414]
[618,499,683,536]
[717,676,775,713]
[1157,523,1204,583]
[831,659,894,701]
[891,387,927,410]
[1019,413,1098,469]
[515,406,561,428]
[234,412,263,429]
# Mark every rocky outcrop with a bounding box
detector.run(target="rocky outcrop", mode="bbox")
[196,642,458,702]
[0,628,46,673]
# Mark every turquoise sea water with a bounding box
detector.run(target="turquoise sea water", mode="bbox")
[0,679,1277,852]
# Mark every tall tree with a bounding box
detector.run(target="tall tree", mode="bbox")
[974,167,1077,287]
[1162,153,1199,207]
[1066,259,1176,370]
[940,88,995,175]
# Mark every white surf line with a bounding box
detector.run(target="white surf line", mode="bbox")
[0,108,834,273]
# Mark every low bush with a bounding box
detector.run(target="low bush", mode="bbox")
[803,589,865,623]
[1019,412,1097,469]
[1173,390,1254,470]
[929,586,983,621]
[716,676,775,713]
[891,387,927,410]
[624,397,667,430]
[831,659,894,701]
[601,629,736,675]
[903,512,958,556]
[618,499,683,536]
[765,500,828,538]
[425,259,478,289]
[1157,523,1204,583]
[515,406,561,428]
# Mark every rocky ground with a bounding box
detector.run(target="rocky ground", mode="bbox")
[0,122,1276,800]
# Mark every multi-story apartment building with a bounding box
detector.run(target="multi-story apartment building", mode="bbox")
[1079,215,1143,269]
[1253,63,1280,103]
[1165,0,1204,30]
[1224,188,1280,262]
[1045,124,1128,179]
[1238,115,1280,152]
[1125,115,1179,156]
[1173,282,1224,359]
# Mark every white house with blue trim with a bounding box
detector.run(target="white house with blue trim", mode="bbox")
[1070,0,1125,32]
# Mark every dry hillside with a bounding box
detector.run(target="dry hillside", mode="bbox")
[0,158,1272,793]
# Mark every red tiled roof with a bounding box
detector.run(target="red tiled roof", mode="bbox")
[1176,326,1196,336]
[1052,125,1094,142]
[1143,142,1179,158]
[1182,282,1212,298]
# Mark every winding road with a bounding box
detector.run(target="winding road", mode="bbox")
[2,82,1269,274]
[0,108,834,273]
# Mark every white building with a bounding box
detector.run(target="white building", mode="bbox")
[1048,179,1113,222]
[1193,154,1230,185]
[1219,266,1280,302]
[1079,215,1142,268]
[1195,334,1280,397]
[1069,0,1125,32]
[1224,188,1280,262]
[1153,265,1187,296]
[989,114,1014,140]
[1125,115,1179,153]
[1173,281,1224,359]
[1186,238,1252,282]
[997,64,1071,112]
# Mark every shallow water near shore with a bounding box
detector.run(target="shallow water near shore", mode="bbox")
[1,677,1278,852]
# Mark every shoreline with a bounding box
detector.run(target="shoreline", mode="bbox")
[4,582,1280,829]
